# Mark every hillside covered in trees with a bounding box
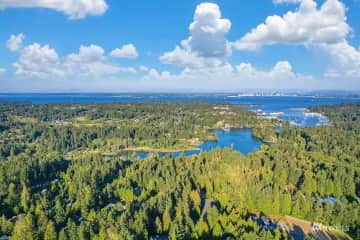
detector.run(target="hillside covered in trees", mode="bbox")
[0,102,359,239]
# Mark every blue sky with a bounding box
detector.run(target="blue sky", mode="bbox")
[0,0,360,92]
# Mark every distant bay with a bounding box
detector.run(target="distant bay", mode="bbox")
[0,93,359,126]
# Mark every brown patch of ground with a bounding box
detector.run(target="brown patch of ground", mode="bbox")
[278,216,352,240]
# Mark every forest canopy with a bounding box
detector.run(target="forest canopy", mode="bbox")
[0,102,359,240]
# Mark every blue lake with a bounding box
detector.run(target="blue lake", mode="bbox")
[132,129,262,159]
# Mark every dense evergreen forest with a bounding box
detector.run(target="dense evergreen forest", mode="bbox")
[0,102,359,239]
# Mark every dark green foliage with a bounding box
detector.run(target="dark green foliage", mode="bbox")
[0,102,358,239]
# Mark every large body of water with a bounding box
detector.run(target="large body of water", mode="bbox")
[1,93,358,126]
[1,93,359,158]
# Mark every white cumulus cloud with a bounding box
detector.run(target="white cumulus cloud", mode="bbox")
[235,0,359,85]
[185,2,231,57]
[0,0,108,19]
[13,42,136,80]
[322,41,360,77]
[160,2,231,70]
[13,43,63,79]
[110,44,138,59]
[236,61,294,79]
[235,0,350,50]
[66,44,105,63]
[160,46,222,69]
[7,33,25,52]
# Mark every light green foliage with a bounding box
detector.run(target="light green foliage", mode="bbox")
[44,221,56,240]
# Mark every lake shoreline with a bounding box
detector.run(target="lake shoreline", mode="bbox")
[123,128,263,159]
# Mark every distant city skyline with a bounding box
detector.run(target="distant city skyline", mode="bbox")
[1,0,360,92]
